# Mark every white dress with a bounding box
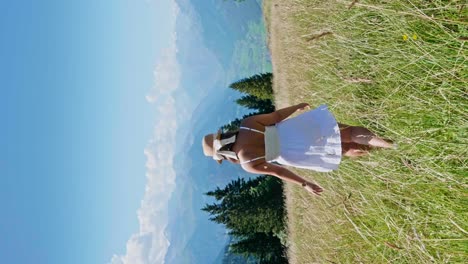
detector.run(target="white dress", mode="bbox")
[265,104,342,172]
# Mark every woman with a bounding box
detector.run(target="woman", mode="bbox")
[202,103,394,196]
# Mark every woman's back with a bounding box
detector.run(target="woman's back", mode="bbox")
[232,118,267,164]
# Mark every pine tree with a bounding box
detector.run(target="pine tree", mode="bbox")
[229,73,273,100]
[230,232,288,264]
[202,176,285,236]
[236,95,275,114]
[203,176,287,263]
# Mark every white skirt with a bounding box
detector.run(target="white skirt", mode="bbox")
[265,104,342,172]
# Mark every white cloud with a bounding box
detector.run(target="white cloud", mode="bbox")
[111,83,178,264]
[110,2,181,264]
[146,32,180,103]
[110,231,168,264]
[110,0,230,261]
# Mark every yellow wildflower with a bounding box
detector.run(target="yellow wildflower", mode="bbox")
[402,34,408,41]
[412,34,418,40]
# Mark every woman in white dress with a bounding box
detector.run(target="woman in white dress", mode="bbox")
[202,103,394,196]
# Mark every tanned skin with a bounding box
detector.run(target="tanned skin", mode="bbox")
[221,103,394,196]
[229,103,323,196]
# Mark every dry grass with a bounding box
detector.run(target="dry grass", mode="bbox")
[264,0,467,263]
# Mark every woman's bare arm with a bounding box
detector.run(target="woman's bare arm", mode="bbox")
[244,103,310,126]
[274,103,310,122]
[242,161,323,196]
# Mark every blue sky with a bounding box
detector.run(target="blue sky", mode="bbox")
[2,0,270,263]
[1,0,174,263]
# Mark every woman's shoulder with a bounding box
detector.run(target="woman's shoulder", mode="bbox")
[242,111,281,128]
[240,116,266,131]
[240,116,256,127]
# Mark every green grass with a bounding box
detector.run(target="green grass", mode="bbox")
[264,0,467,263]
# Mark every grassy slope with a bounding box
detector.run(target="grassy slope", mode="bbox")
[264,0,467,263]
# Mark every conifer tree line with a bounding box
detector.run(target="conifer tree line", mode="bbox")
[221,73,275,132]
[230,73,273,100]
[203,73,288,263]
[202,176,288,263]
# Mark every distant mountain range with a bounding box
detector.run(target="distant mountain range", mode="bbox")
[162,0,271,263]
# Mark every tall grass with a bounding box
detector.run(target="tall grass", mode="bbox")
[264,0,467,263]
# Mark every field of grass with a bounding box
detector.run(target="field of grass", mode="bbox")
[263,0,467,263]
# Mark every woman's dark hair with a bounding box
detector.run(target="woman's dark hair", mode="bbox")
[218,130,239,152]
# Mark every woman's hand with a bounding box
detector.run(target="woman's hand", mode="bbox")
[243,162,323,196]
[297,103,311,111]
[303,181,323,196]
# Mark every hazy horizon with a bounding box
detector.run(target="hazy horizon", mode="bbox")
[2,0,271,263]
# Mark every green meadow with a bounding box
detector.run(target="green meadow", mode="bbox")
[264,0,467,263]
